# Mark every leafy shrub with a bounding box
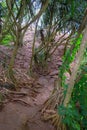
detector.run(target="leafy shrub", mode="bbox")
[1,34,13,46]
[58,34,87,130]
[58,104,81,130]
[73,73,87,130]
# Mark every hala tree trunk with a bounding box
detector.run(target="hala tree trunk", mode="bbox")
[8,43,19,85]
[63,25,87,107]
[8,24,25,87]
[28,19,39,76]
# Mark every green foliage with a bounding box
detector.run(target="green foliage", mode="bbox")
[1,34,13,46]
[58,104,81,130]
[59,34,82,85]
[58,70,87,130]
[58,32,87,130]
[73,72,87,130]
[59,56,87,130]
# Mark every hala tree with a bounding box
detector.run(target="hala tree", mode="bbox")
[41,1,87,129]
[0,0,49,86]
[42,16,87,130]
[33,0,87,70]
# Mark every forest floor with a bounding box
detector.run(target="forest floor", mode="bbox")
[0,29,65,130]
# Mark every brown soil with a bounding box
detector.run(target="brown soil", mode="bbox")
[0,29,65,130]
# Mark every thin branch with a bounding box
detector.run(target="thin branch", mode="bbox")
[21,0,49,31]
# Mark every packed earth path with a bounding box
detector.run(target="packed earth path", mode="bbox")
[0,29,65,130]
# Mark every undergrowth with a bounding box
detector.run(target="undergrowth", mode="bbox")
[1,34,12,46]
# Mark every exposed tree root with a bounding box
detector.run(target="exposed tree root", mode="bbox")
[0,88,31,106]
[41,78,66,130]
[42,110,66,130]
[11,99,31,106]
[0,88,28,96]
[42,86,64,112]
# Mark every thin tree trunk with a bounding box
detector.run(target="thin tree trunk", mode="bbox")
[63,25,87,107]
[8,43,19,85]
[28,19,39,76]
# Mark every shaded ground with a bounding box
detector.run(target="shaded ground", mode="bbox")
[0,29,65,130]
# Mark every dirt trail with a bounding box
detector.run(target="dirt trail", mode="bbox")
[0,30,64,130]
